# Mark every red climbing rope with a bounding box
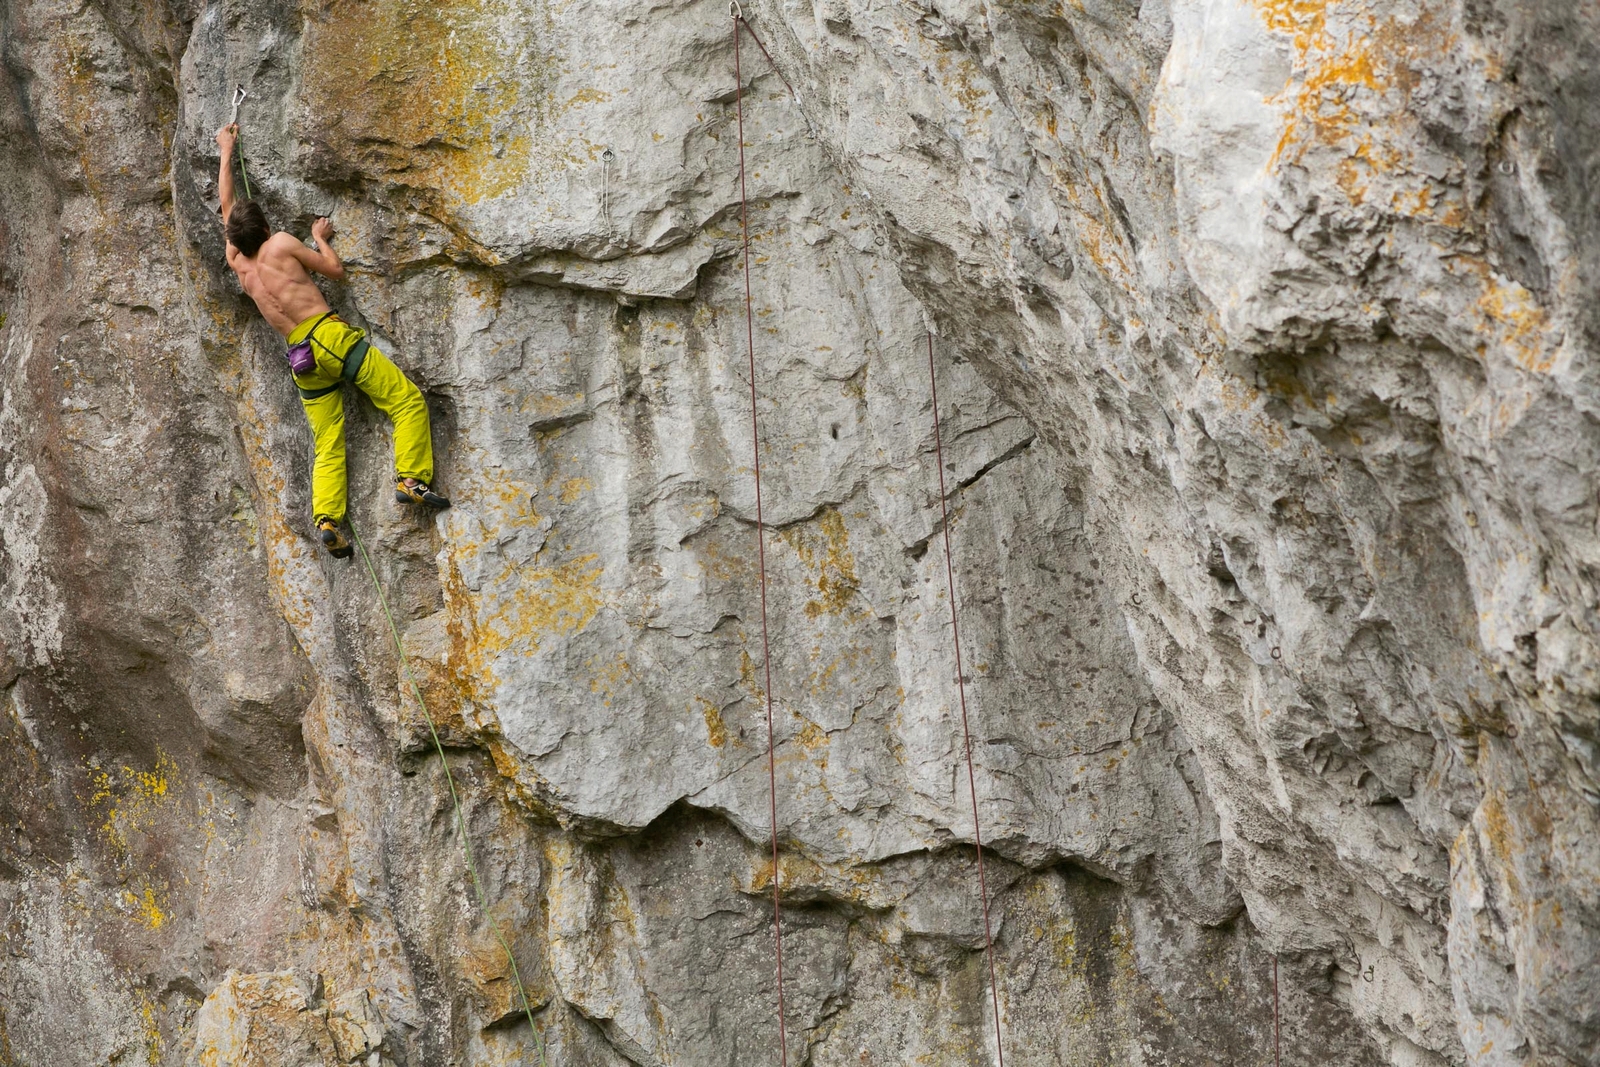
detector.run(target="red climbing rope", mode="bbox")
[733,8,789,1066]
[726,12,1002,1060]
[926,332,1006,1065]
[733,9,799,103]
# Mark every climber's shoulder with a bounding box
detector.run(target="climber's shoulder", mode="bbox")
[224,232,295,271]
[261,231,305,257]
[261,232,321,274]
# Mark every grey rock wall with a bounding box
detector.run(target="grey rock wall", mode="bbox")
[0,0,1595,1065]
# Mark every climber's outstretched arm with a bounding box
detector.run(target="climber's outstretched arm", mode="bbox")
[287,217,346,281]
[216,124,238,223]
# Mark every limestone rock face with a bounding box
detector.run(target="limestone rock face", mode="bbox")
[0,0,1595,1065]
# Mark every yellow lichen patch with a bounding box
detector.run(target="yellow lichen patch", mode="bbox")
[796,719,828,751]
[1478,791,1523,899]
[1252,412,1291,449]
[436,472,584,695]
[1335,153,1371,205]
[1218,375,1264,414]
[84,751,181,940]
[585,652,637,708]
[458,928,537,1021]
[778,508,863,619]
[401,625,479,739]
[1049,165,1135,282]
[737,646,766,709]
[133,765,169,799]
[559,476,594,504]
[1024,878,1084,981]
[698,697,729,748]
[938,52,996,134]
[302,0,552,209]
[122,884,167,930]
[804,640,878,701]
[527,391,587,423]
[440,564,495,711]
[564,87,611,109]
[87,749,179,857]
[138,989,163,1064]
[744,849,891,910]
[477,555,607,665]
[476,475,547,531]
[483,737,555,818]
[463,269,509,309]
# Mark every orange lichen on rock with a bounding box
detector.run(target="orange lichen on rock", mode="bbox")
[1259,0,1445,208]
[1473,273,1555,374]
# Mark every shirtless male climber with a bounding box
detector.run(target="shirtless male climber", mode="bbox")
[215,122,450,559]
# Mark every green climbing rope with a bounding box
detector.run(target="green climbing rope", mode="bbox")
[230,88,254,201]
[232,90,541,1053]
[349,523,551,1066]
[237,139,253,201]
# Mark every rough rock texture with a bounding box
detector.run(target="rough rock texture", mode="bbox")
[0,0,1596,1065]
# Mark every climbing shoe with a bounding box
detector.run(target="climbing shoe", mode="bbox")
[395,479,451,510]
[317,518,353,559]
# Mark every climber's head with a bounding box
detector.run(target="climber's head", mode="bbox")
[226,199,271,257]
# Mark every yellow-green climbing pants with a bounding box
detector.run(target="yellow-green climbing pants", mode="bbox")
[287,313,434,524]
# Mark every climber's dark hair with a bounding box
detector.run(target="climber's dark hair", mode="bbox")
[226,199,270,257]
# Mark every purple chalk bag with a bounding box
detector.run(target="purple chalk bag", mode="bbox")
[283,313,334,376]
[285,339,317,375]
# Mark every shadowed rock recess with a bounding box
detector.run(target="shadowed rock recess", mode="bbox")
[1,0,1596,1063]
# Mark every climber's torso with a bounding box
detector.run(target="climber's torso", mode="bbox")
[227,233,332,338]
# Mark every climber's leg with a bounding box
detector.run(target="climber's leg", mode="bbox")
[301,388,352,556]
[353,347,450,509]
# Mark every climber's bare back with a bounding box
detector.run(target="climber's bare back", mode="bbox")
[226,232,336,339]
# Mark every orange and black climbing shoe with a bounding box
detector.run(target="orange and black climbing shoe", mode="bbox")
[317,517,353,559]
[395,479,451,510]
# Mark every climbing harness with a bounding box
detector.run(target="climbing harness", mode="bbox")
[291,315,371,403]
[731,7,789,1063]
[926,333,1006,1065]
[350,523,550,1067]
[229,85,254,200]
